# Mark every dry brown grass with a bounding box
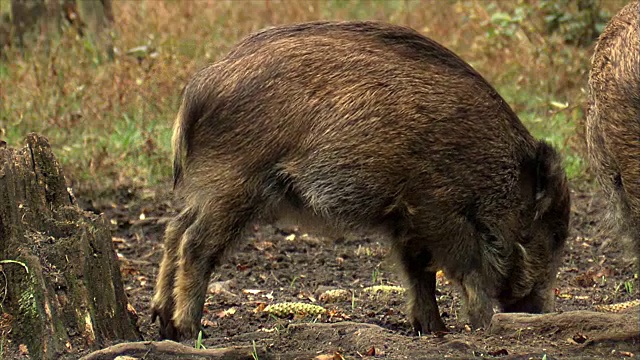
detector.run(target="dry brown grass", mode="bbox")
[0,0,630,195]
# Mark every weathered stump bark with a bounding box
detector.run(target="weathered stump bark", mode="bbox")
[0,134,140,359]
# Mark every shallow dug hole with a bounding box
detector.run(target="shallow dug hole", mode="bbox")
[74,182,638,359]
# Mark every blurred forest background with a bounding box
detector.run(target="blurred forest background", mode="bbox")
[0,0,631,197]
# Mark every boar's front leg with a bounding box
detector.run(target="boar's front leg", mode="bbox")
[151,208,197,340]
[167,177,258,340]
[399,248,447,335]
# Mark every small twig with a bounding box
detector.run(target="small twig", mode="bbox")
[547,103,581,118]
[119,258,152,266]
[0,260,29,274]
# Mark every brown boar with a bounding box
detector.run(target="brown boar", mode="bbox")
[151,20,571,341]
[586,1,640,273]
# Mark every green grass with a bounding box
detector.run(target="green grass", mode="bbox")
[195,330,205,350]
[0,0,630,196]
[624,279,634,295]
[251,340,260,360]
[498,82,587,179]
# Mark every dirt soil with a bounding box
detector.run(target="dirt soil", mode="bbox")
[52,181,640,358]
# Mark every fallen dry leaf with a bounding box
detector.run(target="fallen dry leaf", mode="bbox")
[313,355,333,360]
[0,312,13,332]
[366,346,376,356]
[254,241,274,251]
[127,303,138,320]
[619,351,634,357]
[253,302,267,313]
[208,280,237,298]
[296,288,312,300]
[327,309,351,320]
[202,318,217,328]
[119,265,140,277]
[215,307,237,319]
[19,344,29,356]
[574,267,614,287]
[314,352,345,360]
[111,237,126,243]
[243,289,263,295]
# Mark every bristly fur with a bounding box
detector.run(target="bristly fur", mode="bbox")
[586,1,640,271]
[153,20,571,341]
[171,101,185,189]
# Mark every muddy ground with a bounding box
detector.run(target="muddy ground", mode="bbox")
[57,181,640,358]
[66,179,639,359]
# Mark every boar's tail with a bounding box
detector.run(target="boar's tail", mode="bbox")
[171,97,188,190]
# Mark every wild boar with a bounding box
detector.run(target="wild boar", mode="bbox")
[586,1,640,273]
[151,20,571,341]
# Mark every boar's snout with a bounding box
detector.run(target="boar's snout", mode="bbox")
[502,297,544,314]
[498,141,570,315]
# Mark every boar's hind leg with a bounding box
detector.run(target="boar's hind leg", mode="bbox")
[399,248,447,335]
[151,208,197,340]
[171,188,257,340]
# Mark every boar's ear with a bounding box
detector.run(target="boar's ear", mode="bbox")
[524,141,566,218]
[534,141,566,216]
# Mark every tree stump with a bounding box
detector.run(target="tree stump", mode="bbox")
[0,134,140,359]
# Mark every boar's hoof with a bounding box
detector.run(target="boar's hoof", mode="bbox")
[172,312,203,341]
[151,304,181,341]
[411,315,448,336]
